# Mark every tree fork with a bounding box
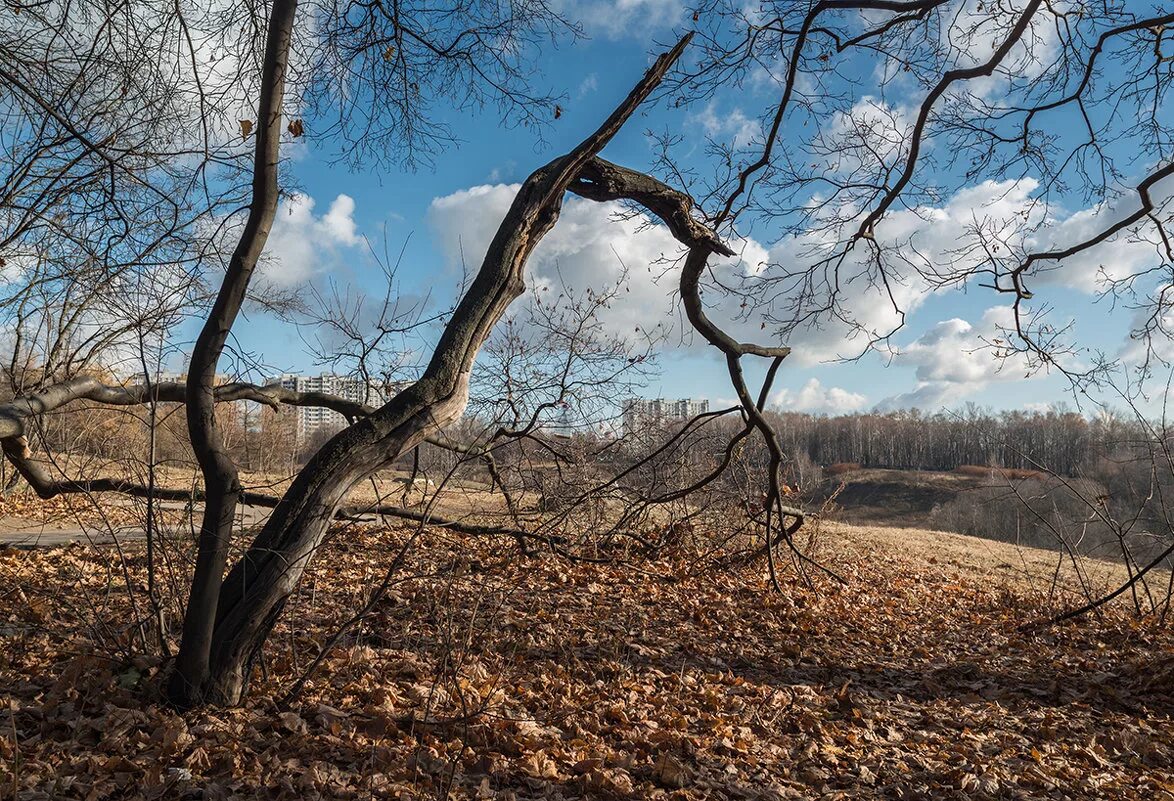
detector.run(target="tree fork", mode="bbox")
[170,0,300,707]
[184,34,695,706]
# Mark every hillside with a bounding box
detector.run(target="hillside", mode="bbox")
[2,520,1171,800]
[814,468,985,527]
[808,467,1166,564]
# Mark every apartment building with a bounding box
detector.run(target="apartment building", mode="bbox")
[269,373,397,440]
[621,396,710,436]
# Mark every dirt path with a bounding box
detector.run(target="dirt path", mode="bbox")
[0,500,273,548]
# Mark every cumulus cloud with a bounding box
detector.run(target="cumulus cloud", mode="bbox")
[429,185,519,267]
[426,171,1164,386]
[1025,190,1174,293]
[874,307,1039,410]
[821,96,914,173]
[319,194,360,244]
[428,183,766,346]
[771,378,868,415]
[261,193,364,286]
[940,0,1061,83]
[764,177,1047,365]
[555,0,683,38]
[1118,298,1174,369]
[772,171,1174,367]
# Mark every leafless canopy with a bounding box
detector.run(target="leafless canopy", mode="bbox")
[657,1,1174,376]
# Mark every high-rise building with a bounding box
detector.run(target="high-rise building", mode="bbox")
[268,373,398,440]
[622,397,710,436]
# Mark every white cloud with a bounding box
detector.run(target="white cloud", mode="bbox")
[820,96,914,174]
[486,162,518,183]
[577,74,599,98]
[261,193,364,286]
[429,183,763,345]
[694,102,761,149]
[426,171,1168,389]
[320,194,360,245]
[429,184,520,267]
[1118,297,1174,369]
[872,382,963,411]
[763,177,1048,365]
[771,378,868,415]
[875,307,1040,410]
[557,0,683,38]
[940,0,1061,82]
[1026,191,1174,293]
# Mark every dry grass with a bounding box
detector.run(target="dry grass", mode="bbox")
[954,465,1049,481]
[823,462,862,477]
[827,521,1172,611]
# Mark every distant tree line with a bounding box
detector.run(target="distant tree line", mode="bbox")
[12,390,1154,483]
[761,406,1135,478]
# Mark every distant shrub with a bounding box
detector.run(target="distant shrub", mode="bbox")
[955,464,1048,481]
[1002,467,1048,481]
[825,462,862,476]
[929,475,1127,555]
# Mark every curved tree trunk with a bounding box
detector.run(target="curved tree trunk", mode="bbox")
[191,36,694,706]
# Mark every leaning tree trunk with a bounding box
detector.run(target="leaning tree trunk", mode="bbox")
[187,36,694,706]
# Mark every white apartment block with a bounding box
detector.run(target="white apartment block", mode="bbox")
[150,370,399,441]
[269,373,397,440]
[622,397,710,436]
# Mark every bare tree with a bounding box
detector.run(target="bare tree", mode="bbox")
[3,1,1174,711]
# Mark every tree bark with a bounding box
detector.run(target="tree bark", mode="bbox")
[170,0,299,707]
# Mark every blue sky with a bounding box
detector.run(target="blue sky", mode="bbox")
[217,1,1171,417]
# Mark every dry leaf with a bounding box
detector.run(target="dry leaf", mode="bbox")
[653,753,690,788]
